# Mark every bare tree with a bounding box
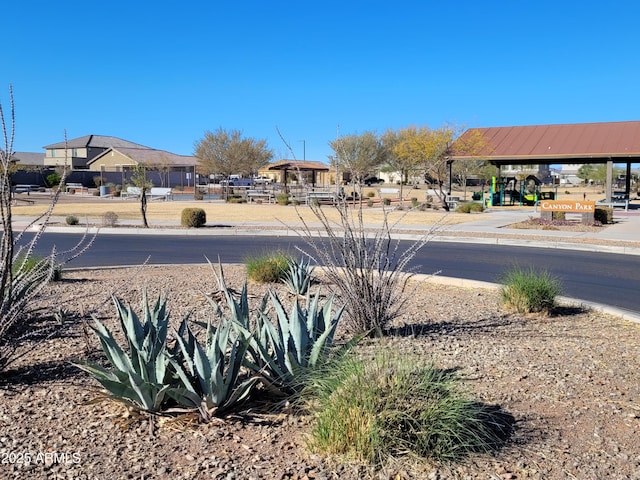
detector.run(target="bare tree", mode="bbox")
[194,128,273,178]
[0,86,94,369]
[328,131,386,201]
[450,129,492,200]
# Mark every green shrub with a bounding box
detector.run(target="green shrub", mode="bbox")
[552,211,566,221]
[469,202,484,212]
[411,197,419,208]
[500,266,561,314]
[13,254,62,282]
[194,191,204,201]
[181,208,206,228]
[65,215,79,225]
[595,207,613,224]
[276,193,290,206]
[226,195,246,204]
[456,202,485,213]
[245,252,289,283]
[366,199,374,207]
[382,197,391,206]
[46,173,61,187]
[306,352,511,463]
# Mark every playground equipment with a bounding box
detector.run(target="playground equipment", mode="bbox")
[486,175,555,206]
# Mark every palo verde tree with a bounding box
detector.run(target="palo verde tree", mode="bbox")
[450,128,492,200]
[382,127,425,202]
[328,131,386,199]
[393,125,457,209]
[194,128,274,179]
[130,164,154,228]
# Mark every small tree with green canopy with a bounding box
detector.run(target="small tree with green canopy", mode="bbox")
[577,163,623,185]
[130,164,153,228]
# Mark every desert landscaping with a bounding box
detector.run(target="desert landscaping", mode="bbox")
[1,187,639,479]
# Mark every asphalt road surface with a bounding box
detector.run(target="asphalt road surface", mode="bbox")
[16,232,640,315]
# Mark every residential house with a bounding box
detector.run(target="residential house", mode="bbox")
[43,135,155,169]
[43,134,198,188]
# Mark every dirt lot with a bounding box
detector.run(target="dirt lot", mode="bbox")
[1,265,639,479]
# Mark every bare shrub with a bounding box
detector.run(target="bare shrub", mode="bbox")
[293,198,441,337]
[101,211,119,227]
[0,86,94,370]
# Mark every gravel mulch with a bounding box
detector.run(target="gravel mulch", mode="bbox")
[1,265,639,479]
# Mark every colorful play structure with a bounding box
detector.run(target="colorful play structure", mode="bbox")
[481,175,555,207]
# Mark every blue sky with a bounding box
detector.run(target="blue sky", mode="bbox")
[3,1,640,163]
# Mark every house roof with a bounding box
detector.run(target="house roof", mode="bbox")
[10,151,45,166]
[266,159,330,171]
[87,147,198,167]
[44,135,152,150]
[451,121,640,164]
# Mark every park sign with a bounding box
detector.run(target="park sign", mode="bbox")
[539,200,595,212]
[539,199,595,224]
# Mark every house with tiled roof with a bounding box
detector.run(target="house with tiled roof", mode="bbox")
[41,134,198,188]
[43,135,153,169]
[10,151,46,168]
[43,135,197,171]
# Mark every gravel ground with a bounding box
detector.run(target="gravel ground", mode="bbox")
[1,265,639,479]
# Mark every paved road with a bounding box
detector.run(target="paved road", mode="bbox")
[17,232,640,315]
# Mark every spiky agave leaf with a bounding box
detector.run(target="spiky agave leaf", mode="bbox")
[75,293,195,413]
[172,316,258,418]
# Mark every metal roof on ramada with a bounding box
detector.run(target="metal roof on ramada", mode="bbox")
[451,121,640,163]
[267,159,330,171]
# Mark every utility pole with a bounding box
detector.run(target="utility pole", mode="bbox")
[299,140,306,161]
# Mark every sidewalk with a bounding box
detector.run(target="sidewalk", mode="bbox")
[426,208,640,255]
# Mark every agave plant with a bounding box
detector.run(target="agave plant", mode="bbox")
[205,259,345,395]
[172,316,258,421]
[282,256,315,296]
[74,291,199,413]
[247,290,344,393]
